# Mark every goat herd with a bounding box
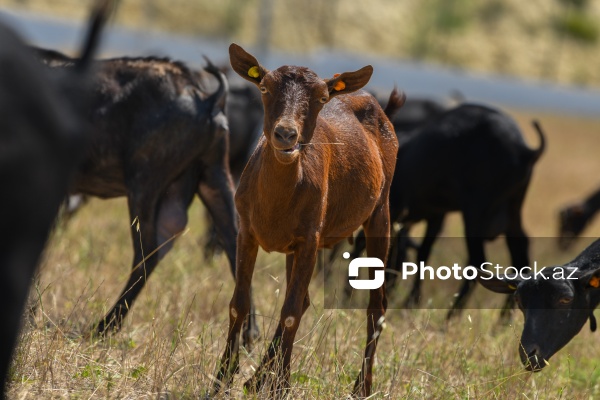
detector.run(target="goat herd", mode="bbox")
[2,1,600,398]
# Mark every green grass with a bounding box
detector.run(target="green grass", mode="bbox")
[6,110,600,398]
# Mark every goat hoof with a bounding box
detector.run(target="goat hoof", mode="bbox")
[243,373,264,395]
[242,315,260,351]
[445,308,461,321]
[242,327,260,351]
[93,316,122,337]
[351,380,369,399]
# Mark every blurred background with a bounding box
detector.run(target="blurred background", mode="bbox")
[1,0,600,85]
[1,0,600,114]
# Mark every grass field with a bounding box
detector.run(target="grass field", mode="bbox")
[5,109,600,399]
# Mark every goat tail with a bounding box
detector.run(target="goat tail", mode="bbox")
[203,55,229,115]
[75,0,115,72]
[530,119,546,163]
[384,86,406,120]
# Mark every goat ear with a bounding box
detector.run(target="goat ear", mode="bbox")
[228,43,269,86]
[477,273,519,294]
[580,267,600,290]
[324,65,373,99]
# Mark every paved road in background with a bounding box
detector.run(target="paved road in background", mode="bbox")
[1,8,600,117]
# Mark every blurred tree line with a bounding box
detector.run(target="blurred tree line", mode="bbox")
[3,0,600,87]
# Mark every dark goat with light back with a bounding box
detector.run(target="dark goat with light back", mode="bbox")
[213,44,402,397]
[35,50,259,344]
[0,1,112,397]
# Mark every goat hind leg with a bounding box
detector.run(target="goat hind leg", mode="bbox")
[403,216,444,308]
[94,192,160,336]
[446,214,486,320]
[353,206,389,398]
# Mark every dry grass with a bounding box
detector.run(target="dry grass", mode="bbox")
[2,0,600,88]
[5,109,600,399]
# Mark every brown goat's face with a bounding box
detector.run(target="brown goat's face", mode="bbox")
[258,66,327,164]
[229,43,373,165]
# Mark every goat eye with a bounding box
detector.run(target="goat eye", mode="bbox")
[259,86,268,94]
[558,297,573,305]
[319,96,328,104]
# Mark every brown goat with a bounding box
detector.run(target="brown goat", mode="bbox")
[213,43,401,398]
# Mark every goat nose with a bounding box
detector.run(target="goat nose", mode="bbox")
[527,345,541,358]
[274,125,298,142]
[520,343,544,370]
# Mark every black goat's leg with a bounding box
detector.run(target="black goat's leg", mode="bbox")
[94,190,161,335]
[447,209,486,320]
[501,192,530,321]
[403,215,444,308]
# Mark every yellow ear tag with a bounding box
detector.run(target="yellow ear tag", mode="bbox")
[248,66,260,79]
[590,276,600,288]
[508,284,517,290]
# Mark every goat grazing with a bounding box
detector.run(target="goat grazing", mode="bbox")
[0,1,112,397]
[34,51,259,345]
[479,238,600,371]
[558,186,600,250]
[213,44,402,397]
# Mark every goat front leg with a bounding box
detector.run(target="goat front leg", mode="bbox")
[354,206,389,398]
[244,243,317,397]
[500,195,530,321]
[198,162,260,349]
[212,228,258,394]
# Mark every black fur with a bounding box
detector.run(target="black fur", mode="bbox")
[0,1,112,396]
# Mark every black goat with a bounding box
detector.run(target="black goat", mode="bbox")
[57,78,264,261]
[200,80,263,258]
[479,238,600,371]
[558,186,600,250]
[375,93,452,135]
[347,104,545,318]
[35,51,259,345]
[224,83,264,182]
[0,1,112,397]
[191,71,264,184]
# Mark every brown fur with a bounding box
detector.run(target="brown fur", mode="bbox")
[213,43,401,398]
